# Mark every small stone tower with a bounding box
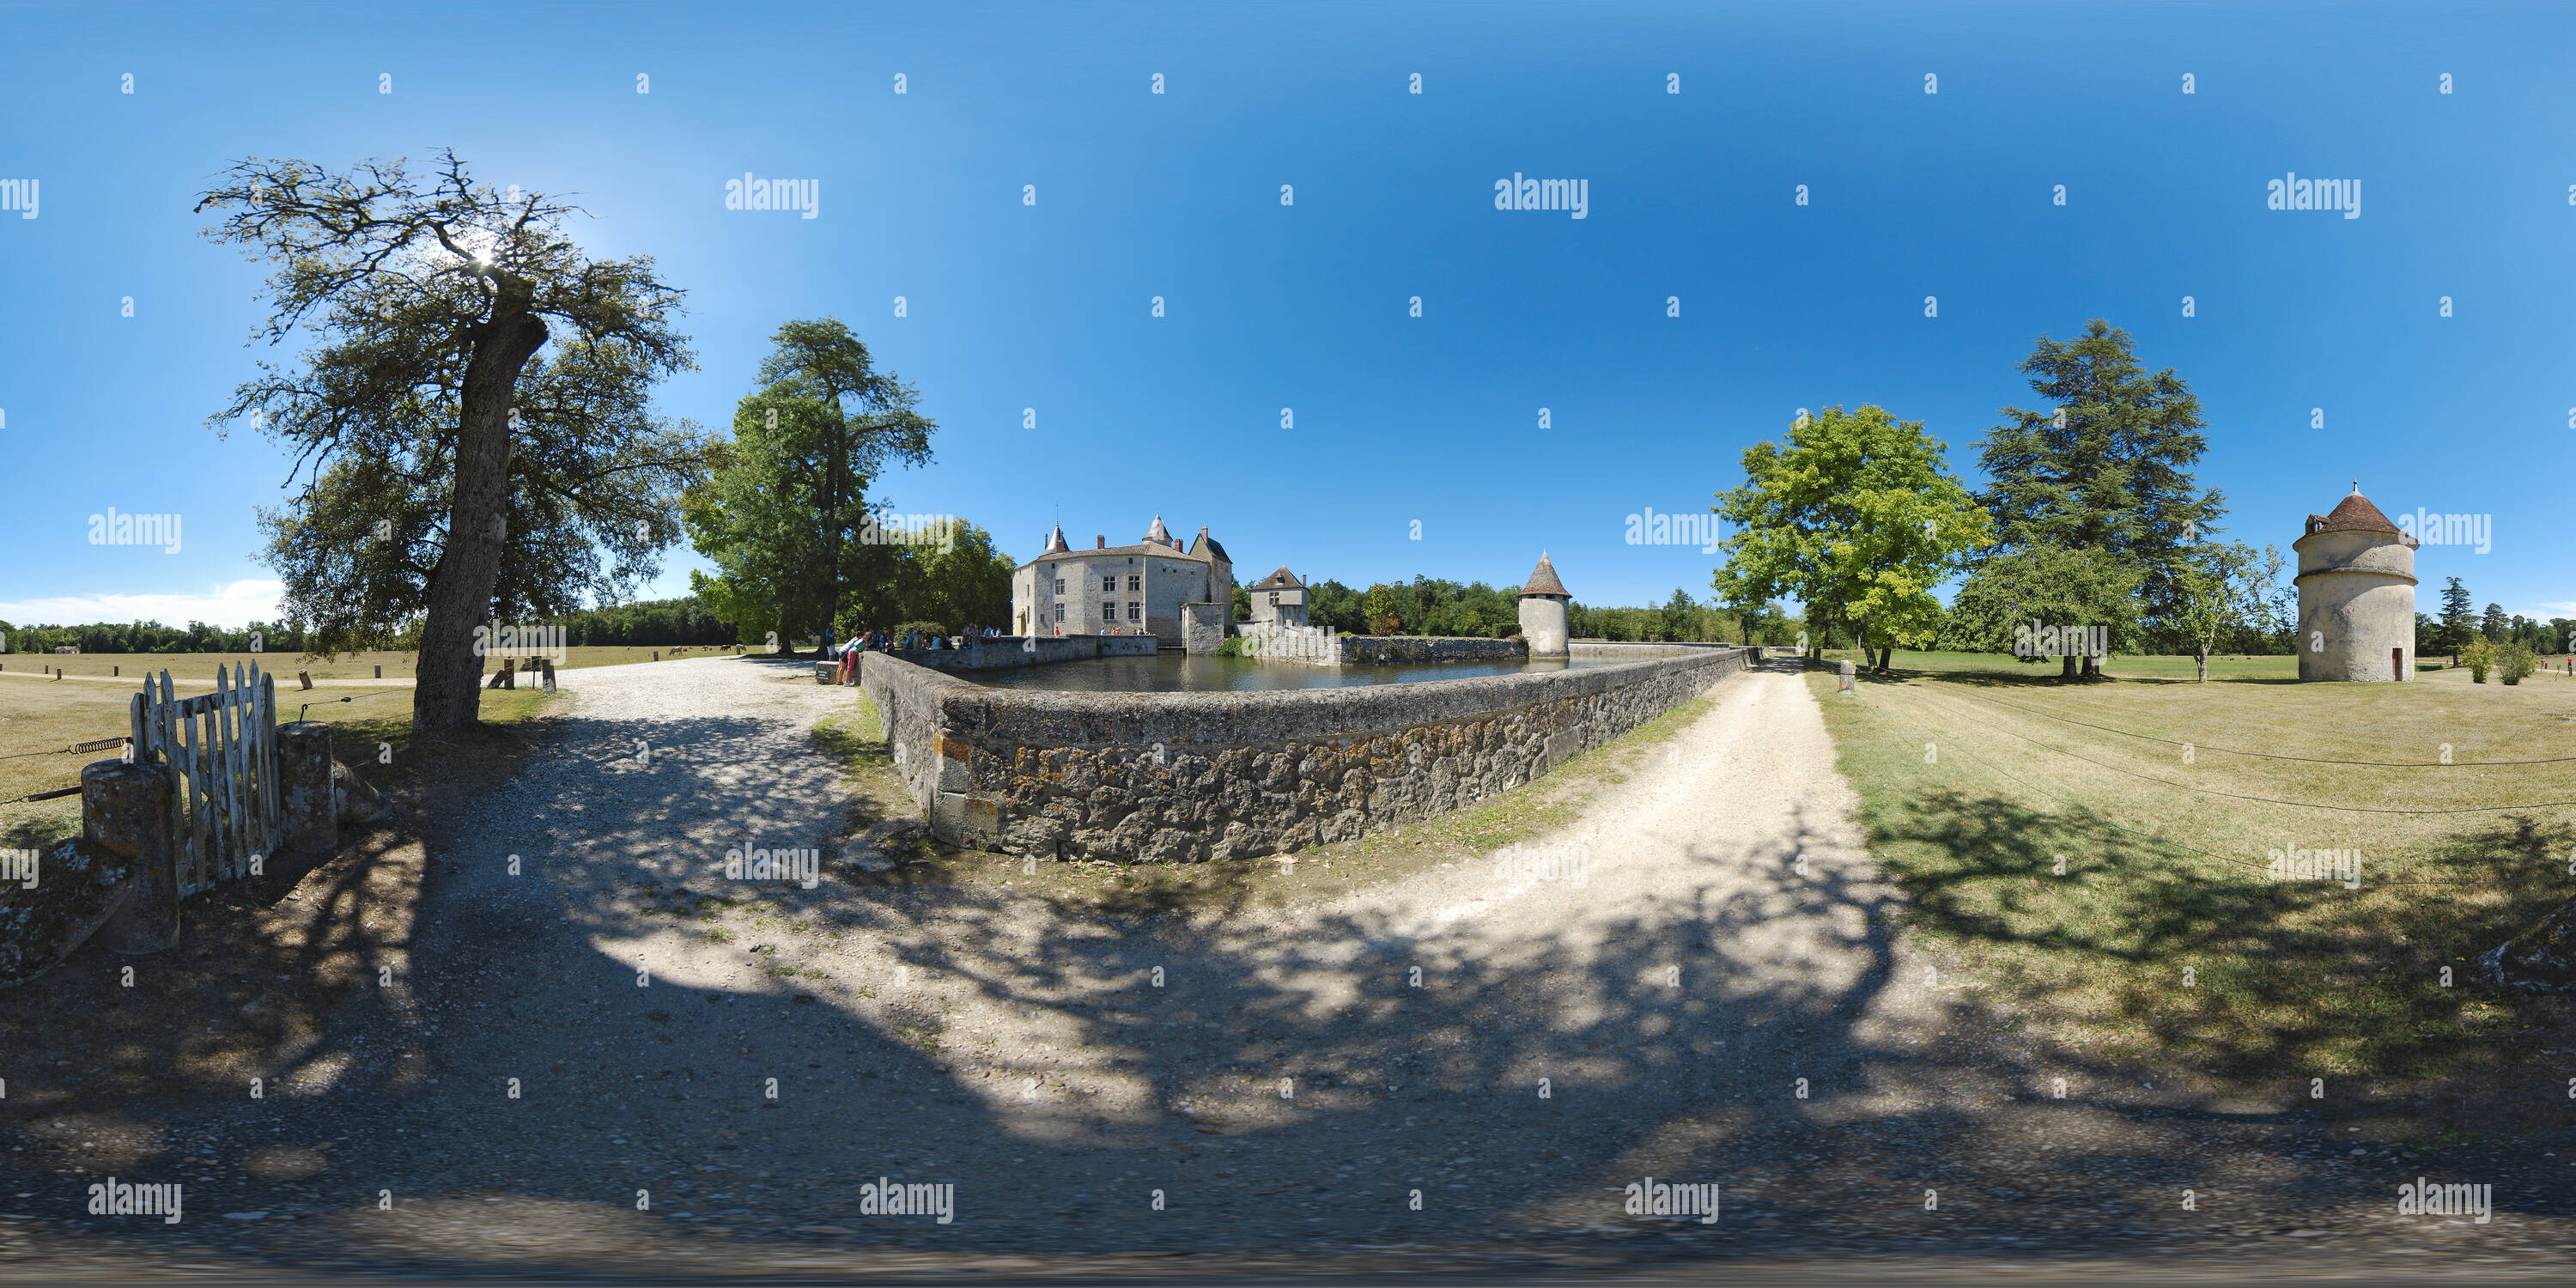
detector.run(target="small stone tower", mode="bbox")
[1518,550,1571,658]
[2293,485,2418,682]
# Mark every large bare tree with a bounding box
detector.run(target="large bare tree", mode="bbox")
[198,150,697,731]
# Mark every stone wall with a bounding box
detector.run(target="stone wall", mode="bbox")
[1181,603,1228,655]
[872,645,1751,862]
[884,634,1160,675]
[1570,640,1747,659]
[859,652,973,816]
[1338,635,1528,665]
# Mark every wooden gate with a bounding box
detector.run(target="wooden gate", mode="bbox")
[130,662,279,896]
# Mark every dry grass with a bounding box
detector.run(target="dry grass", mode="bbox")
[1807,650,2576,1087]
[0,676,557,855]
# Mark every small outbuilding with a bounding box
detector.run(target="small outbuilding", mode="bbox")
[2293,485,2418,682]
[1247,567,1308,628]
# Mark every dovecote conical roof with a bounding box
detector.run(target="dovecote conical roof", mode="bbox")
[2307,489,2403,538]
[1519,550,1569,598]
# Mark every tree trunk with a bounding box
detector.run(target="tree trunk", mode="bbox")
[2059,653,2077,681]
[412,287,548,734]
[2195,642,2209,683]
[818,408,846,659]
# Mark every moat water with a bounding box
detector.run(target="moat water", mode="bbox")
[969,654,1620,692]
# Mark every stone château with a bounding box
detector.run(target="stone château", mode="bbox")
[1011,515,1235,647]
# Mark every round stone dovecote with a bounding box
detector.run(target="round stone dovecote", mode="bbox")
[2293,487,2418,682]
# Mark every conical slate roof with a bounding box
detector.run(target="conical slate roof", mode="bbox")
[2307,490,2403,537]
[1519,550,1569,598]
[1144,514,1174,546]
[1042,525,1070,555]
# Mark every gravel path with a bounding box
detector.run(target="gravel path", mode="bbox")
[12,654,2571,1277]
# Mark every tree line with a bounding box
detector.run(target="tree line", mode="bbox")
[0,619,312,655]
[1253,575,1795,645]
[1714,320,2318,682]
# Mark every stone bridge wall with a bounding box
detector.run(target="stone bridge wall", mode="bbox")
[1337,635,1528,665]
[865,645,1753,862]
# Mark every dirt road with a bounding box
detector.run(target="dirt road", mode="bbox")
[5,655,2568,1279]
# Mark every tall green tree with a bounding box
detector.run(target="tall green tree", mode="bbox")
[2438,576,2475,663]
[1972,320,2225,652]
[2482,602,2509,642]
[2170,542,2283,682]
[1944,546,2142,677]
[683,319,935,655]
[198,150,699,731]
[1363,584,1406,635]
[885,521,1014,636]
[1714,404,1993,671]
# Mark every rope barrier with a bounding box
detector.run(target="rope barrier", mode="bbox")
[1946,686,2576,767]
[1901,683,2576,817]
[0,737,130,762]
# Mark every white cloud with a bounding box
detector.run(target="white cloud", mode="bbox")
[0,580,286,630]
[2537,601,2576,617]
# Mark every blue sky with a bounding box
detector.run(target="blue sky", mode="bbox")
[2,1,2569,629]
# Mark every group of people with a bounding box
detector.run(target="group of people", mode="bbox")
[829,624,1018,683]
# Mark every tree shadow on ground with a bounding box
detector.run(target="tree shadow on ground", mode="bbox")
[1867,787,2574,1094]
[13,659,2569,1276]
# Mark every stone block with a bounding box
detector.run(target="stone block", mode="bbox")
[87,758,177,955]
[0,837,131,988]
[276,722,338,860]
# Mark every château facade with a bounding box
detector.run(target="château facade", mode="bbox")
[1011,515,1235,646]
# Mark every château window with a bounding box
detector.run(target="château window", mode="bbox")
[1103,576,1116,593]
[1102,604,1117,623]
[1053,578,1064,594]
[1127,603,1142,622]
[1127,575,1141,592]
[1054,605,1066,623]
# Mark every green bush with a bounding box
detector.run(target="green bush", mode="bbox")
[2464,635,2496,683]
[1212,635,1246,657]
[2497,641,2535,685]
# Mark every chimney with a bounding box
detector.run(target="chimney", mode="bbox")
[1096,535,1105,549]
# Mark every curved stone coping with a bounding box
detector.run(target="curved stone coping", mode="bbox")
[923,647,1746,750]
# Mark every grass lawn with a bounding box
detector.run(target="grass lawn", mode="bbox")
[1805,648,2576,1089]
[0,677,560,857]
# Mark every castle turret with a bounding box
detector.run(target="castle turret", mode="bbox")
[1517,550,1571,657]
[2293,485,2418,682]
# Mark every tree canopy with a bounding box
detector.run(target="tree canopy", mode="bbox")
[1713,404,1992,669]
[683,319,935,653]
[1969,320,2227,653]
[197,149,699,729]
